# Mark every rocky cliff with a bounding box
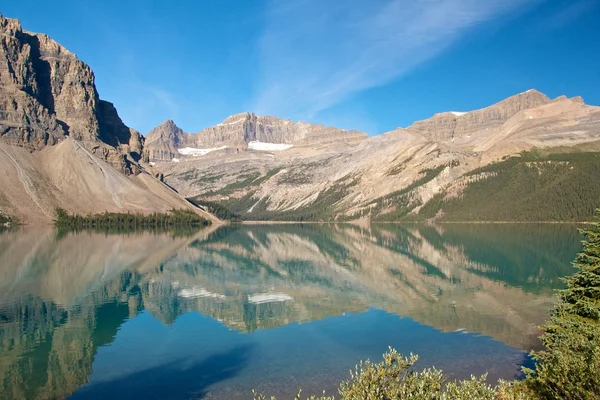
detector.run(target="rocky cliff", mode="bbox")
[0,14,143,174]
[144,112,367,163]
[0,14,219,224]
[144,119,187,162]
[406,90,552,141]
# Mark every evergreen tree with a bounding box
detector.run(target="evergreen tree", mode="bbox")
[525,209,600,399]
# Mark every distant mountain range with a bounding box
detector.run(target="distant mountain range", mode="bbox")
[1,13,599,223]
[144,113,366,163]
[158,89,600,222]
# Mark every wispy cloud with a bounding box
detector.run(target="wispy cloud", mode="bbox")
[253,0,539,119]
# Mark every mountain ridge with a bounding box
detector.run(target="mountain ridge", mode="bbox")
[144,112,368,163]
[158,90,600,222]
[2,13,600,224]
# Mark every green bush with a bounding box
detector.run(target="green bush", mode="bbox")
[253,349,495,400]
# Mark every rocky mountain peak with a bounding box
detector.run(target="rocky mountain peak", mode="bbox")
[157,119,181,131]
[571,96,584,104]
[146,119,184,141]
[0,13,143,174]
[220,112,253,125]
[144,110,368,163]
[163,118,177,126]
[0,14,21,33]
[407,89,552,141]
[143,120,187,162]
[493,89,550,111]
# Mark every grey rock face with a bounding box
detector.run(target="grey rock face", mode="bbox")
[144,112,368,163]
[407,90,551,141]
[143,120,186,162]
[0,14,141,174]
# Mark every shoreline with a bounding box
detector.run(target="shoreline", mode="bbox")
[238,220,593,225]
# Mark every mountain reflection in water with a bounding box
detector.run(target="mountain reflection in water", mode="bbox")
[0,224,582,399]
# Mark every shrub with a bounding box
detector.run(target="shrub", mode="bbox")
[253,349,494,400]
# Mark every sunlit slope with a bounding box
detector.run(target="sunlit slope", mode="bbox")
[158,92,600,222]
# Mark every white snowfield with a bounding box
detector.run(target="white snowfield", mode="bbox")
[248,293,294,304]
[248,141,294,151]
[172,158,180,163]
[450,111,468,116]
[178,286,226,299]
[178,146,227,156]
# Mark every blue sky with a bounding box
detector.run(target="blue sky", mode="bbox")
[4,0,600,135]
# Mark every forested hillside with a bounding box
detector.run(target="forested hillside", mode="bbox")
[416,151,600,222]
[189,150,600,223]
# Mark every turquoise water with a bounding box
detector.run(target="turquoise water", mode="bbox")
[0,224,583,399]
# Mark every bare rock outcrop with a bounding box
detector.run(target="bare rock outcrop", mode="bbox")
[0,14,141,174]
[143,120,186,162]
[407,90,551,141]
[144,112,367,163]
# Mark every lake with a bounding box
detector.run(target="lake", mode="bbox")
[0,223,583,399]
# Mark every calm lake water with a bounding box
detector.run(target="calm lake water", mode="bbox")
[0,223,583,399]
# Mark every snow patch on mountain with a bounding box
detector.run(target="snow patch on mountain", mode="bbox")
[178,146,227,156]
[248,141,293,151]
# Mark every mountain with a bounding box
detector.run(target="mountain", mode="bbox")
[0,14,144,174]
[2,13,599,224]
[405,89,552,141]
[156,90,600,222]
[144,112,367,163]
[0,14,216,224]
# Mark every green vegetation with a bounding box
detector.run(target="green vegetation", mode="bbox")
[0,213,10,225]
[522,215,600,398]
[278,170,313,185]
[418,151,600,221]
[190,174,361,221]
[211,172,262,195]
[202,168,283,197]
[54,208,211,229]
[193,150,599,223]
[413,191,446,220]
[253,167,283,185]
[385,147,424,176]
[253,212,600,399]
[0,212,18,230]
[254,350,501,400]
[188,199,243,221]
[371,165,447,221]
[176,170,225,183]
